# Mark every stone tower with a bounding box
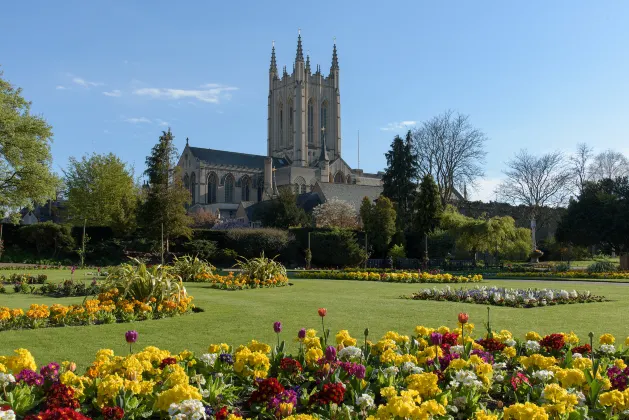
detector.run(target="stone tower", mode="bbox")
[267,32,341,167]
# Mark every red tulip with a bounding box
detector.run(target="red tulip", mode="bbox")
[318,308,327,317]
[458,312,469,325]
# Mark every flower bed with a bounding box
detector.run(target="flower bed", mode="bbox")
[2,312,629,419]
[194,272,289,290]
[0,273,47,284]
[295,270,483,283]
[498,271,629,280]
[405,285,607,307]
[0,288,194,331]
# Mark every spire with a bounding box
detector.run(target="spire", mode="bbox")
[269,41,277,74]
[330,38,339,70]
[319,127,329,162]
[295,29,304,62]
[283,65,287,78]
[186,137,189,145]
[305,53,311,74]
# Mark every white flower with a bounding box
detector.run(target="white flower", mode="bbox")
[453,370,483,388]
[493,362,507,370]
[401,362,421,374]
[572,353,583,359]
[199,353,218,367]
[532,370,554,382]
[570,290,578,299]
[338,346,363,361]
[494,374,504,383]
[450,345,464,355]
[600,344,616,354]
[383,366,399,378]
[0,410,16,420]
[453,396,467,408]
[357,393,374,409]
[525,340,541,353]
[168,399,206,420]
[559,290,569,299]
[505,339,517,347]
[0,373,16,387]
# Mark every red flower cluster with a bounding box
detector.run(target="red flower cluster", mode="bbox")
[572,344,592,355]
[248,377,285,405]
[46,384,79,409]
[25,408,91,420]
[477,338,506,352]
[442,332,459,346]
[309,382,346,405]
[159,357,178,369]
[216,407,242,420]
[511,372,530,391]
[540,334,565,351]
[102,407,124,420]
[279,358,303,374]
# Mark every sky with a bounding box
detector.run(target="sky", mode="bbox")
[2,1,629,201]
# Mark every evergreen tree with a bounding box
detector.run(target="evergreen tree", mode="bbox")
[413,174,443,238]
[382,131,418,230]
[138,129,192,250]
[253,187,309,228]
[361,196,397,257]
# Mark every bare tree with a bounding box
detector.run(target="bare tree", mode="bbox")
[588,149,629,180]
[411,110,487,206]
[497,150,571,253]
[568,143,593,196]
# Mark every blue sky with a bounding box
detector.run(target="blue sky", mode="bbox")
[2,1,629,200]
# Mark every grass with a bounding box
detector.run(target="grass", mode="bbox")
[1,275,628,368]
[0,268,102,283]
[565,257,620,268]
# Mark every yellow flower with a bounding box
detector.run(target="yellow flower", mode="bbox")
[208,343,229,353]
[541,384,578,416]
[380,386,397,400]
[335,330,357,347]
[600,333,615,345]
[406,372,441,398]
[503,346,517,358]
[573,357,592,371]
[448,359,468,370]
[555,368,586,388]
[503,402,548,419]
[154,384,202,411]
[4,349,37,374]
[414,326,434,337]
[599,390,625,409]
[615,359,627,370]
[97,374,125,406]
[475,411,499,420]
[526,331,542,341]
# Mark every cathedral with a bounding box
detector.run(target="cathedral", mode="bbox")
[178,33,383,219]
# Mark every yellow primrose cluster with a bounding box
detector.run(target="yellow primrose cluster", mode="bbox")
[303,329,324,366]
[195,271,289,289]
[0,348,37,373]
[368,386,447,419]
[296,270,483,283]
[233,340,271,378]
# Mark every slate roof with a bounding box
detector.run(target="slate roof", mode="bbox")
[316,183,383,209]
[189,147,289,169]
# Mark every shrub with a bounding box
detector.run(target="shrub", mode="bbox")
[388,244,406,260]
[172,255,215,282]
[225,228,291,259]
[183,239,218,261]
[310,229,366,268]
[104,259,186,302]
[235,253,287,282]
[18,222,75,257]
[587,260,619,273]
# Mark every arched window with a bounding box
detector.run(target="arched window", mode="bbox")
[183,174,190,190]
[334,171,344,184]
[293,176,306,195]
[190,172,196,203]
[207,172,217,204]
[320,101,328,143]
[307,99,314,146]
[346,174,352,184]
[224,174,235,203]
[241,176,251,201]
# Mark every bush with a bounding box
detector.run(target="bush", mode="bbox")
[172,255,215,282]
[310,229,366,268]
[18,222,75,257]
[183,239,218,261]
[587,260,619,273]
[225,228,291,259]
[210,248,238,267]
[104,259,186,302]
[388,244,406,260]
[235,253,287,281]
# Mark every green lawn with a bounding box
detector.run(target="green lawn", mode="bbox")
[0,268,102,283]
[566,257,620,268]
[1,278,628,368]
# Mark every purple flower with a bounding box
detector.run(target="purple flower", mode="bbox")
[339,362,366,379]
[325,345,337,361]
[125,330,138,344]
[273,321,282,333]
[470,349,494,364]
[268,389,298,412]
[298,328,306,339]
[430,332,443,346]
[16,369,44,386]
[219,353,234,365]
[40,362,60,380]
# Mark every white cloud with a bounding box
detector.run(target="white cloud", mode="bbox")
[133,84,238,103]
[155,119,169,127]
[380,121,417,131]
[124,117,152,124]
[72,76,103,88]
[102,89,122,97]
[56,85,67,90]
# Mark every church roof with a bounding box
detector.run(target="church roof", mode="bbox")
[315,182,383,210]
[188,147,289,169]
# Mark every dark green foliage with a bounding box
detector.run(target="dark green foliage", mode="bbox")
[413,174,442,236]
[252,188,309,228]
[225,228,291,259]
[19,222,75,257]
[587,260,619,273]
[405,229,456,259]
[382,131,418,229]
[309,229,366,267]
[360,196,397,257]
[556,177,629,254]
[183,240,218,261]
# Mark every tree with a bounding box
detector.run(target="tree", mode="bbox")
[64,153,138,235]
[253,188,309,228]
[382,131,418,229]
[312,198,359,229]
[568,143,593,196]
[19,222,75,258]
[361,196,396,257]
[497,150,570,254]
[588,149,629,180]
[412,110,487,206]
[413,174,442,256]
[138,129,192,249]
[0,71,59,221]
[556,177,629,255]
[189,208,219,228]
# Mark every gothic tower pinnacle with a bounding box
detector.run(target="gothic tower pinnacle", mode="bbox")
[330,39,339,71]
[269,41,277,75]
[296,29,304,62]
